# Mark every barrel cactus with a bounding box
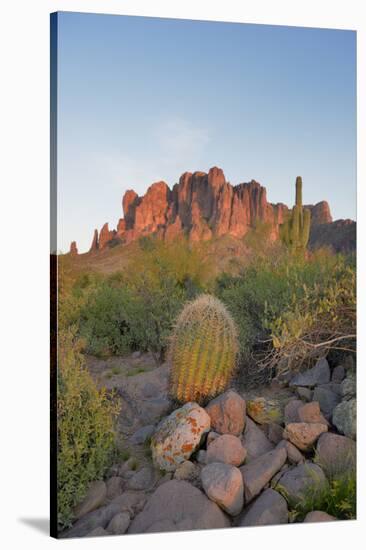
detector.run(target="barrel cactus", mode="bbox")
[168,294,239,404]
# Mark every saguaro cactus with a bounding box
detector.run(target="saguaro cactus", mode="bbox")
[168,294,239,404]
[280,176,311,251]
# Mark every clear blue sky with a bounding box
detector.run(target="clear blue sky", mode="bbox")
[56,12,356,253]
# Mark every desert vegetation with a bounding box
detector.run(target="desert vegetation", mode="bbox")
[56,205,356,534]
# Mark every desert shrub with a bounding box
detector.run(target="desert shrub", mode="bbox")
[77,283,137,357]
[57,327,120,527]
[169,294,239,404]
[121,239,210,361]
[216,249,353,384]
[291,471,356,521]
[263,257,356,375]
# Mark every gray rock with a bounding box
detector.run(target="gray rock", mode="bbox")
[236,488,288,527]
[289,358,330,388]
[275,463,328,507]
[128,480,230,533]
[264,423,284,445]
[196,450,207,464]
[240,448,287,503]
[156,472,173,487]
[129,425,155,445]
[303,511,337,522]
[205,390,246,436]
[316,432,356,477]
[201,462,244,516]
[126,466,154,491]
[332,365,346,383]
[284,399,303,424]
[276,440,305,465]
[332,398,356,440]
[105,476,123,501]
[313,385,341,417]
[296,387,313,402]
[73,480,107,520]
[87,527,107,537]
[64,492,147,538]
[107,512,130,534]
[241,417,274,462]
[340,373,356,399]
[132,351,141,359]
[206,434,246,466]
[151,402,211,472]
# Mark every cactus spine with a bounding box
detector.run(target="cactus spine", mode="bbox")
[280,176,311,251]
[168,294,239,404]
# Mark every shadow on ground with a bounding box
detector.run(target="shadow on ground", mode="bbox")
[18,518,49,536]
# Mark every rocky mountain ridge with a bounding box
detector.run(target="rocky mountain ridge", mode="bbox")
[69,166,355,254]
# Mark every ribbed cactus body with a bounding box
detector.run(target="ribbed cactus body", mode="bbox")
[280,176,311,251]
[169,295,239,404]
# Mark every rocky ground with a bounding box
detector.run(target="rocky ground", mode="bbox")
[61,354,356,538]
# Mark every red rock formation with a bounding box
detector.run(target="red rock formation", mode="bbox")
[306,201,333,225]
[99,223,115,249]
[89,229,99,252]
[69,241,78,255]
[85,167,337,251]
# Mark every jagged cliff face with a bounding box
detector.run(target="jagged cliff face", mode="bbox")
[86,166,335,253]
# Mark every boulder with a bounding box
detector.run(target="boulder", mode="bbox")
[316,432,356,477]
[105,477,123,501]
[106,512,131,535]
[297,401,329,426]
[241,417,274,462]
[87,527,107,537]
[332,398,356,440]
[151,402,211,471]
[313,385,341,418]
[65,492,147,538]
[126,466,155,491]
[206,434,246,466]
[276,440,305,465]
[236,488,288,527]
[73,480,107,520]
[129,425,155,445]
[265,423,284,445]
[283,422,327,451]
[289,358,330,388]
[332,365,346,383]
[196,450,207,464]
[205,390,246,436]
[340,373,356,399]
[284,399,303,424]
[128,480,230,533]
[275,463,328,507]
[240,447,287,503]
[246,397,282,425]
[296,387,313,402]
[303,511,337,523]
[201,462,244,516]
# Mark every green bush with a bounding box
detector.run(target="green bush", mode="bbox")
[215,250,353,385]
[292,471,356,521]
[78,283,136,357]
[57,327,120,527]
[266,257,356,375]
